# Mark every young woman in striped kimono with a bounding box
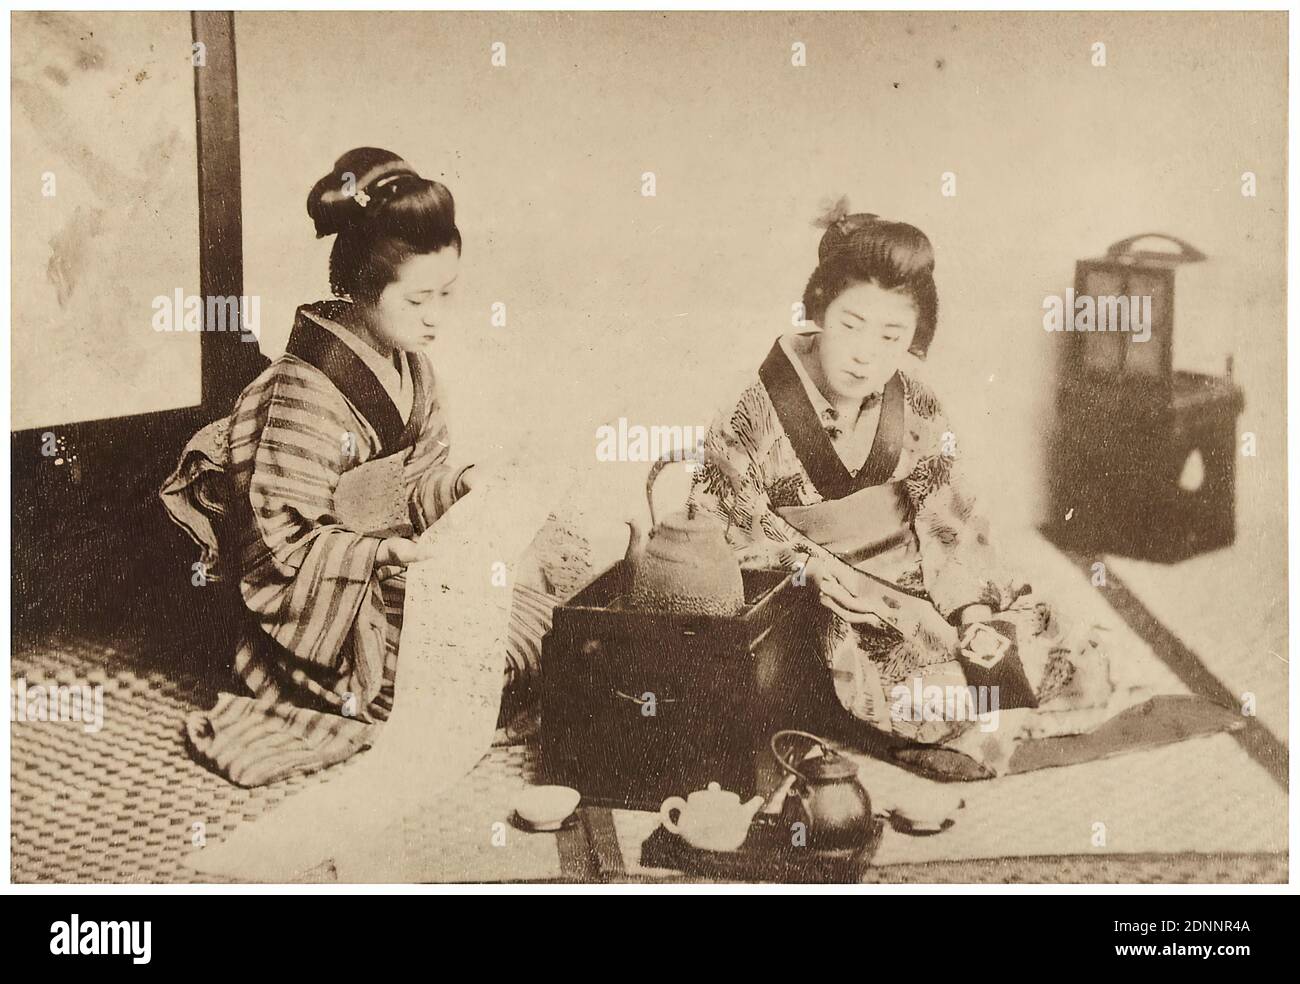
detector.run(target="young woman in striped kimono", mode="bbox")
[686,205,1226,779]
[166,149,554,785]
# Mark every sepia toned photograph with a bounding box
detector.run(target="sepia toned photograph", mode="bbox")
[6,7,1290,889]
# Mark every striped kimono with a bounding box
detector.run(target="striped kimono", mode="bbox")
[166,301,553,785]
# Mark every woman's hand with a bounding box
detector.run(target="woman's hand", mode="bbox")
[804,556,888,627]
[805,555,953,641]
[376,536,434,569]
[958,604,995,627]
[417,464,476,524]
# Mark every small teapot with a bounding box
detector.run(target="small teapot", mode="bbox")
[624,457,745,617]
[659,782,765,852]
[771,730,874,852]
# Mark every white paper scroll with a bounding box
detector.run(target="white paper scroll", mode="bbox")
[186,412,605,882]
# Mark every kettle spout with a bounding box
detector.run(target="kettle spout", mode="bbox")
[624,518,645,566]
[741,794,765,821]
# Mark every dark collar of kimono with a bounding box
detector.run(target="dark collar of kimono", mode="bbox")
[758,338,905,501]
[286,302,425,456]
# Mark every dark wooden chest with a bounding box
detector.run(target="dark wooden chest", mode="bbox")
[1044,371,1244,562]
[540,563,832,811]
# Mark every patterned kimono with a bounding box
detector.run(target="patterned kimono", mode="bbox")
[164,301,553,786]
[688,333,1118,775]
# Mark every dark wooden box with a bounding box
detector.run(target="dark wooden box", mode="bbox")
[540,563,827,811]
[1044,371,1244,562]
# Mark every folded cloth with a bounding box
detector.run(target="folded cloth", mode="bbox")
[894,694,1246,781]
[957,619,1037,710]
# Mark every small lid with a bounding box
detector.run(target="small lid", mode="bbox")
[773,730,863,783]
[688,781,741,809]
[661,507,726,534]
[696,781,735,799]
[803,750,859,782]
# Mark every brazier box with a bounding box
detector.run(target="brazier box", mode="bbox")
[540,562,830,811]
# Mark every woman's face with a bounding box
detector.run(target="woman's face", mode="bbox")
[814,280,918,402]
[364,247,461,353]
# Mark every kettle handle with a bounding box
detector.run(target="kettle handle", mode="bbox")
[644,456,675,531]
[770,729,833,786]
[644,452,738,532]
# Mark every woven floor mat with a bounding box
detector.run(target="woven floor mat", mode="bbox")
[11,638,1288,884]
[857,853,1286,884]
[10,640,536,883]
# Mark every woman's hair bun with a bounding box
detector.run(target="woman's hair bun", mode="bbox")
[812,196,933,275]
[308,147,462,303]
[306,147,421,238]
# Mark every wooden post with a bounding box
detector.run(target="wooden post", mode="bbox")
[192,10,267,414]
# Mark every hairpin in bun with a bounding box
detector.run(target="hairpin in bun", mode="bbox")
[308,151,422,238]
[813,195,853,231]
[814,197,884,262]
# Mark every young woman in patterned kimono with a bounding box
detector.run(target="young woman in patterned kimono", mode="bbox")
[687,204,1127,778]
[164,149,553,785]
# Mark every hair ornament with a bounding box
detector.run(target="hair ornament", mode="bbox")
[314,157,419,219]
[813,195,853,231]
[813,197,882,256]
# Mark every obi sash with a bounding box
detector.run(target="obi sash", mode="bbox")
[286,303,426,457]
[777,481,923,594]
[778,481,914,565]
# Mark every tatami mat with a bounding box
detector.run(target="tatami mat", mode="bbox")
[10,641,539,884]
[11,636,1288,883]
